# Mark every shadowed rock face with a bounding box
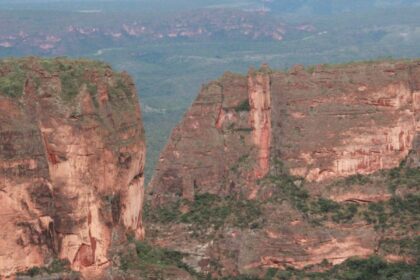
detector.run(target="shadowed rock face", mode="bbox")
[0,58,145,278]
[149,70,273,205]
[147,60,420,276]
[149,73,247,204]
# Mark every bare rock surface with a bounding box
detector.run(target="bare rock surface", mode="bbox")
[0,57,146,279]
[147,60,420,277]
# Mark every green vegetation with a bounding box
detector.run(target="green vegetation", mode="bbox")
[361,194,420,231]
[144,193,263,232]
[143,162,418,277]
[144,199,182,224]
[59,66,86,100]
[322,163,420,230]
[120,240,190,272]
[343,173,373,186]
[181,193,262,230]
[118,239,214,279]
[262,170,360,224]
[235,99,251,112]
[41,58,105,102]
[331,161,420,193]
[387,164,420,194]
[122,249,420,280]
[0,60,26,97]
[16,259,71,277]
[0,58,136,109]
[230,154,251,173]
[261,160,420,228]
[214,257,420,279]
[380,237,420,260]
[258,256,420,280]
[144,160,419,278]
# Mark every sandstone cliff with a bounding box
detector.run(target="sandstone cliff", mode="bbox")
[146,60,420,278]
[151,61,420,201]
[0,58,146,278]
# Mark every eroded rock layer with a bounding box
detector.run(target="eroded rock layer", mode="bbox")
[0,58,145,278]
[149,72,256,205]
[151,61,420,200]
[273,62,420,182]
[147,60,420,277]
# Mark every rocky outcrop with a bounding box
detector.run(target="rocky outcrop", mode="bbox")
[147,60,420,277]
[150,72,253,205]
[0,58,145,278]
[149,68,278,205]
[272,62,420,182]
[151,60,420,200]
[248,66,271,181]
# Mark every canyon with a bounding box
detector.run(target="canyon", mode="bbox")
[0,58,145,279]
[0,58,419,279]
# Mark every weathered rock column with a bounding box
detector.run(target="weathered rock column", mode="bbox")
[248,67,272,179]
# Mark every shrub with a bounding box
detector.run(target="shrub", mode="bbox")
[235,99,251,112]
[120,240,200,277]
[259,256,420,279]
[16,259,70,276]
[317,198,340,213]
[180,193,263,231]
[331,204,358,223]
[381,237,420,260]
[145,193,263,232]
[143,201,182,224]
[344,173,372,186]
[0,62,25,97]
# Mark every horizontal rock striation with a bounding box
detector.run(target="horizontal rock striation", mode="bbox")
[273,62,420,182]
[147,59,420,276]
[0,58,145,278]
[151,60,420,200]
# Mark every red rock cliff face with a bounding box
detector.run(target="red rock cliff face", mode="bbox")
[151,74,253,204]
[272,62,420,182]
[146,60,420,277]
[0,58,145,278]
[151,61,420,200]
[149,71,275,205]
[248,68,271,180]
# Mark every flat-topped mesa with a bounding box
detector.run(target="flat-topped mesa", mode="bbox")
[150,60,420,204]
[0,58,146,278]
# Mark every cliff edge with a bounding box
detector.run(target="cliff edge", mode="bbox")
[0,57,146,279]
[146,60,420,278]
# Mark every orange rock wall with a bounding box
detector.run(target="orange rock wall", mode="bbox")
[150,61,420,202]
[147,60,420,276]
[271,62,420,182]
[149,73,249,205]
[248,71,271,179]
[0,58,146,278]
